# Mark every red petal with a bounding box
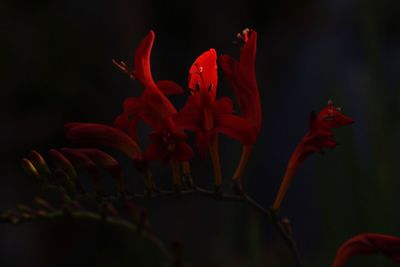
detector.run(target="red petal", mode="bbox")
[134,30,157,89]
[332,233,400,267]
[316,103,354,129]
[157,80,184,95]
[239,29,257,89]
[123,89,177,130]
[114,114,129,130]
[215,114,256,145]
[66,123,141,160]
[123,97,146,117]
[219,29,262,135]
[214,97,233,114]
[188,49,218,100]
[174,96,203,131]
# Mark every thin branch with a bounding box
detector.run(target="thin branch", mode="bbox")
[0,210,173,261]
[81,186,302,267]
[5,183,303,267]
[243,193,303,267]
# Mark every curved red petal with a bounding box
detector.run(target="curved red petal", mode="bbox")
[123,97,146,117]
[134,30,157,89]
[331,233,400,267]
[214,97,233,114]
[66,123,141,160]
[174,96,203,131]
[114,114,129,130]
[219,29,262,135]
[188,49,218,100]
[215,114,256,145]
[239,29,257,88]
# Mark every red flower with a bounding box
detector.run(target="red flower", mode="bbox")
[219,28,261,182]
[144,118,193,163]
[272,100,353,209]
[174,49,255,189]
[65,123,141,160]
[114,31,184,133]
[331,233,400,267]
[219,28,261,136]
[175,49,255,158]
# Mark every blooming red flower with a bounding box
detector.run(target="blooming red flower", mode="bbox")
[219,28,261,182]
[219,28,261,137]
[175,49,256,158]
[174,48,255,189]
[145,118,193,163]
[272,100,353,209]
[114,31,184,134]
[331,233,400,267]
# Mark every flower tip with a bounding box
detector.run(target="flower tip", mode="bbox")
[21,158,40,178]
[29,150,46,166]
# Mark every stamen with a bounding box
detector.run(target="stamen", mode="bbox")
[112,59,135,80]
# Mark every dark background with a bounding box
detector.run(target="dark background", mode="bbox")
[1,0,400,266]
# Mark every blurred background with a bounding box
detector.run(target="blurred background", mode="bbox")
[1,0,400,266]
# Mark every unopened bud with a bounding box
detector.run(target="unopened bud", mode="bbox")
[21,158,40,179]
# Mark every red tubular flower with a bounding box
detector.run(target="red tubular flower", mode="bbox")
[114,31,184,131]
[145,118,193,163]
[175,49,255,154]
[65,123,141,160]
[174,49,255,188]
[219,28,261,136]
[331,233,400,267]
[219,28,261,182]
[272,100,353,210]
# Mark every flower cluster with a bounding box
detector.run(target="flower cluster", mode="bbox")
[62,29,353,201]
[6,28,368,267]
